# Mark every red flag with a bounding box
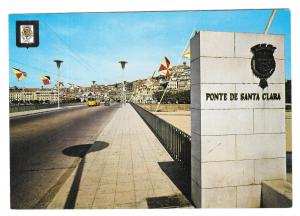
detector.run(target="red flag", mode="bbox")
[12,68,27,81]
[40,75,51,85]
[159,57,172,78]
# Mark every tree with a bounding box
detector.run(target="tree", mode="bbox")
[153,90,190,104]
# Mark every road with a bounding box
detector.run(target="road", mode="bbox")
[10,104,120,209]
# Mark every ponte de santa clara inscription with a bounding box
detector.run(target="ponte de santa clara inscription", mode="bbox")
[206,92,281,101]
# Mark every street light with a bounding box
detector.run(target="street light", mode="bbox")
[54,60,63,109]
[118,61,127,105]
[91,80,96,100]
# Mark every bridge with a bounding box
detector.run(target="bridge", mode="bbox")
[10,103,193,209]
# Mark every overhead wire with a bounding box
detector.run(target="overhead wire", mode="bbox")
[9,20,101,87]
[44,23,100,78]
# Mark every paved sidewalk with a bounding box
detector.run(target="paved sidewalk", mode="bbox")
[10,104,85,118]
[48,104,192,209]
[153,111,191,135]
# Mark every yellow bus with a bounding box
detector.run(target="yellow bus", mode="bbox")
[87,97,100,106]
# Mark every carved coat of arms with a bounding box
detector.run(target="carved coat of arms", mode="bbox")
[251,44,277,89]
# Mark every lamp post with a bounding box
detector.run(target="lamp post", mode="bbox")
[92,80,96,95]
[118,61,127,106]
[54,60,63,109]
[91,80,96,101]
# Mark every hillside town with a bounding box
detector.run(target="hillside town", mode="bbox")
[9,63,191,105]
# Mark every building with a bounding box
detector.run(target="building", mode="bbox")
[169,78,178,89]
[36,89,58,102]
[9,88,58,103]
[9,88,37,103]
[9,62,191,104]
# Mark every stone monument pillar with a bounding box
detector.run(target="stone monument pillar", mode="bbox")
[190,31,286,208]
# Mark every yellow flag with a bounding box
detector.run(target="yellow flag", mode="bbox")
[12,68,27,81]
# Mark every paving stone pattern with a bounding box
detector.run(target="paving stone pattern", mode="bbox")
[48,104,192,209]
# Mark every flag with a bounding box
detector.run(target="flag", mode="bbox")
[55,81,64,88]
[40,75,51,85]
[12,67,27,81]
[159,57,173,78]
[181,29,196,59]
[182,45,190,59]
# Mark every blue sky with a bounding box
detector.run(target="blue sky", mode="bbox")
[9,9,291,88]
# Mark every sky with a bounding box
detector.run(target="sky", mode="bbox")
[9,9,291,88]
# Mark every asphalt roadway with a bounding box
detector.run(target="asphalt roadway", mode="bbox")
[10,103,121,209]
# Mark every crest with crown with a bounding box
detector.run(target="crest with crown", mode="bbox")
[251,43,277,89]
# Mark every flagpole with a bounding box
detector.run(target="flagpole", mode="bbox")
[155,76,171,112]
[181,29,196,59]
[155,29,196,112]
[264,10,276,34]
[155,59,184,112]
[150,70,157,103]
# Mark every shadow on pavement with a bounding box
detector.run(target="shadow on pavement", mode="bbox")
[158,161,191,201]
[62,142,109,158]
[62,141,109,209]
[146,194,191,208]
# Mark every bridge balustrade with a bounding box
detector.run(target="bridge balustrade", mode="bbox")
[131,103,191,176]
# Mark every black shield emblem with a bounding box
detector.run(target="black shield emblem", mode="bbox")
[16,20,39,48]
[251,44,276,89]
